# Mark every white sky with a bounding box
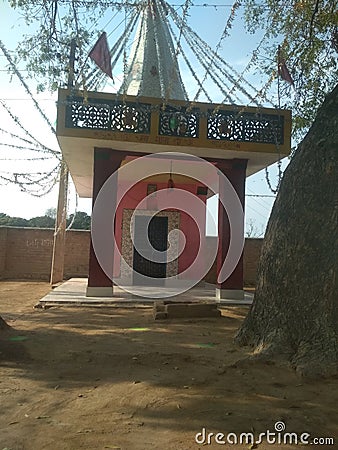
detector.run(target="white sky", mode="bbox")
[0,1,290,234]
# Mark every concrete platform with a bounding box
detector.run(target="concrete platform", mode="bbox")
[153,301,222,320]
[37,278,253,309]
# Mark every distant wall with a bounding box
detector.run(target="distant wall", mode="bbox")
[243,238,264,285]
[0,227,8,276]
[0,227,90,281]
[202,236,263,286]
[0,227,262,286]
[63,229,91,278]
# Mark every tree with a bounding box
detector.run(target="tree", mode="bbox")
[243,0,337,138]
[45,208,57,219]
[0,213,29,227]
[7,0,109,92]
[245,219,264,238]
[7,0,96,92]
[67,211,91,230]
[235,84,338,378]
[0,211,92,229]
[0,316,10,331]
[0,213,54,228]
[28,216,55,228]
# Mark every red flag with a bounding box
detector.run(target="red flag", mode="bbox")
[89,32,113,79]
[278,48,294,86]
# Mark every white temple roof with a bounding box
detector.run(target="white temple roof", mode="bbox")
[119,0,187,101]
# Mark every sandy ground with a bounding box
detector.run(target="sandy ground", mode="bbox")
[0,281,336,450]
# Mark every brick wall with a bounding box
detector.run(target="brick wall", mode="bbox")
[4,228,54,280]
[0,227,8,276]
[243,238,263,285]
[64,230,91,278]
[0,226,262,285]
[0,227,90,280]
[204,236,263,286]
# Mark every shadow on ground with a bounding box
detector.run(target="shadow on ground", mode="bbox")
[0,282,337,450]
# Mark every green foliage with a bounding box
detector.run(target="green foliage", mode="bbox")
[243,0,338,139]
[0,211,91,229]
[8,0,100,93]
[0,213,29,227]
[27,215,55,228]
[67,211,91,230]
[0,212,53,228]
[45,207,57,219]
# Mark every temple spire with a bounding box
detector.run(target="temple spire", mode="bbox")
[120,0,187,100]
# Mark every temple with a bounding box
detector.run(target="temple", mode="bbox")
[56,0,291,300]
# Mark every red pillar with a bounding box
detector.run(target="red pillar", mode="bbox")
[216,159,247,300]
[86,148,127,297]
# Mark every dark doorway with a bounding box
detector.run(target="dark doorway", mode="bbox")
[133,215,168,285]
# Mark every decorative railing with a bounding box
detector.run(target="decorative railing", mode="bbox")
[207,109,284,144]
[159,106,199,138]
[66,96,152,134]
[61,90,289,148]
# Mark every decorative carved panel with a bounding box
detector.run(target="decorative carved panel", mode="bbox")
[66,99,111,129]
[65,96,151,134]
[207,110,284,144]
[111,103,151,134]
[159,107,199,138]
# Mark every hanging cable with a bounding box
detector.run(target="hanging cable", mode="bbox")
[0,127,47,149]
[118,8,145,94]
[86,10,138,90]
[161,6,212,102]
[167,4,251,103]
[0,101,60,157]
[163,0,191,101]
[0,40,57,135]
[194,0,241,101]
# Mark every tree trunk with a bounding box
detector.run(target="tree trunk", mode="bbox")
[0,315,10,331]
[235,84,338,378]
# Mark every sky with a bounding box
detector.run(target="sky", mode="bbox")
[0,1,290,235]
